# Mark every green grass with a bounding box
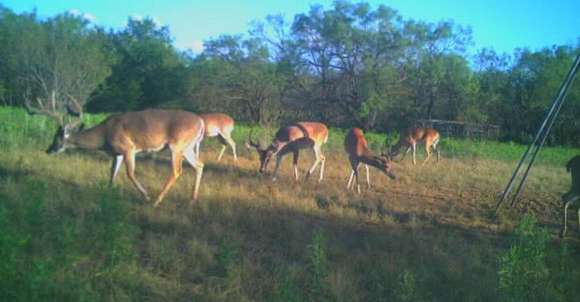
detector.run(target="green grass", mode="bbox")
[1,106,579,301]
[1,107,576,166]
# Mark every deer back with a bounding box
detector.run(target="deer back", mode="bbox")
[200,113,234,137]
[344,128,369,157]
[104,109,204,152]
[274,122,328,145]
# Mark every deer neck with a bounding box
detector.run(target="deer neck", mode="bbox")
[359,151,384,168]
[69,124,106,150]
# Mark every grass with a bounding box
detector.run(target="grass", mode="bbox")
[1,106,579,301]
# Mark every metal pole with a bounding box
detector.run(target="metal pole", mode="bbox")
[495,54,580,212]
[509,54,580,207]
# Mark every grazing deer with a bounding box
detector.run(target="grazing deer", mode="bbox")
[246,122,328,181]
[199,113,237,161]
[389,127,440,165]
[45,109,205,207]
[560,155,580,237]
[344,128,396,193]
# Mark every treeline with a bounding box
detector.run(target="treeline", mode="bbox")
[0,2,579,145]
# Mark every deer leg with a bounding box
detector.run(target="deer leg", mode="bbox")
[577,205,580,232]
[433,139,440,162]
[560,201,570,237]
[346,158,358,190]
[412,143,417,165]
[365,164,371,188]
[154,150,184,207]
[223,134,237,161]
[306,145,323,181]
[216,134,230,161]
[347,170,355,190]
[195,141,201,161]
[354,163,361,194]
[124,150,150,200]
[401,146,411,161]
[217,145,227,161]
[293,150,300,181]
[183,147,204,204]
[109,155,124,187]
[319,154,326,182]
[272,154,283,181]
[422,144,432,165]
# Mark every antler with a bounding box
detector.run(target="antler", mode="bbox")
[65,93,84,127]
[24,95,65,126]
[245,128,261,149]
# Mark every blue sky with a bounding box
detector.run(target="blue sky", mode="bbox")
[2,0,579,54]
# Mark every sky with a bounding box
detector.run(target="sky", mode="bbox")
[2,0,579,55]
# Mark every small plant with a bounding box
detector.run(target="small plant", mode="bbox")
[498,214,550,302]
[306,230,332,301]
[271,267,304,302]
[396,270,424,302]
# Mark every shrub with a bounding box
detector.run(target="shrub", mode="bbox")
[498,214,551,302]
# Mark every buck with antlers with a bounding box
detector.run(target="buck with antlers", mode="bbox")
[199,113,237,161]
[389,127,440,165]
[560,155,580,237]
[43,108,205,207]
[246,122,328,181]
[344,128,396,193]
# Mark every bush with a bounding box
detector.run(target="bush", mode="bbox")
[498,214,580,302]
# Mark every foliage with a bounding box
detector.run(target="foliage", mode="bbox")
[305,230,331,301]
[2,2,579,144]
[498,214,580,302]
[498,214,551,302]
[0,8,113,123]
[0,181,138,301]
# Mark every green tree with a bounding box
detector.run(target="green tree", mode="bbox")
[88,17,190,112]
[3,10,112,123]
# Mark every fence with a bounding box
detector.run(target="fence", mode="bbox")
[417,119,501,140]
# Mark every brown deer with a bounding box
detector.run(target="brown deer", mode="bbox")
[246,122,328,181]
[389,127,440,165]
[560,155,580,237]
[45,109,205,207]
[344,128,396,193]
[199,113,237,161]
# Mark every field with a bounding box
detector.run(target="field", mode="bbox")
[1,107,580,301]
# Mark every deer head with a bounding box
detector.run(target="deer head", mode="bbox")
[25,92,86,154]
[45,122,86,154]
[245,129,277,173]
[379,152,397,180]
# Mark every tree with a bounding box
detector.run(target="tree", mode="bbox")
[88,17,190,112]
[6,11,112,123]
[197,35,287,125]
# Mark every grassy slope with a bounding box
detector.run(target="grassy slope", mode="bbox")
[1,107,579,301]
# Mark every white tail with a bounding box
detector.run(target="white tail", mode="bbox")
[200,113,237,161]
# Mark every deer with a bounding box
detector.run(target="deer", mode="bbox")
[560,155,580,238]
[389,127,440,165]
[246,122,328,181]
[199,113,237,161]
[44,109,206,207]
[344,128,396,193]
